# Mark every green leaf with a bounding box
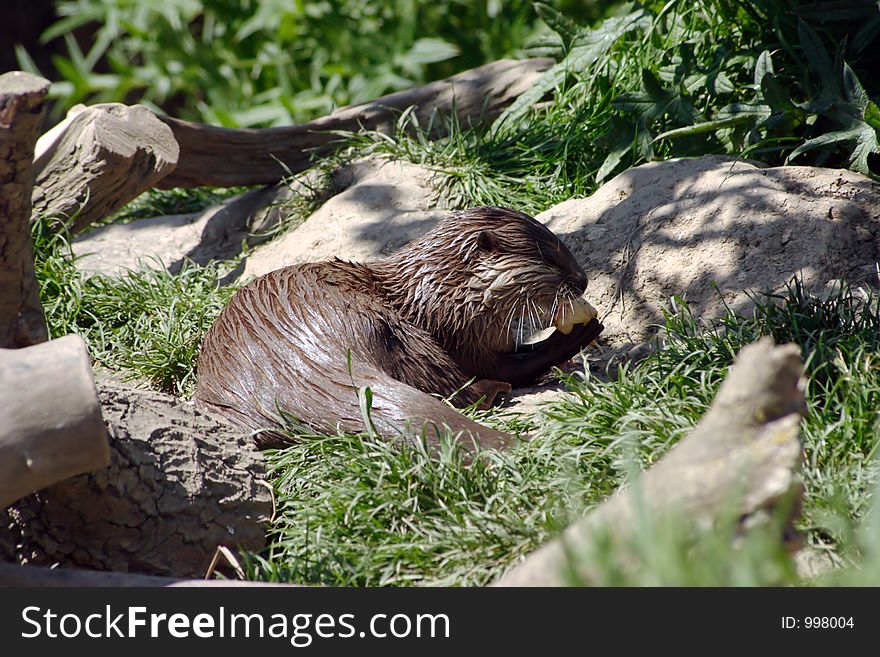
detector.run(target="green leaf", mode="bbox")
[848,122,880,174]
[798,20,836,96]
[760,74,794,110]
[492,8,650,130]
[596,147,629,184]
[84,28,115,73]
[358,385,378,438]
[634,121,654,161]
[403,38,460,67]
[787,130,854,163]
[865,101,880,132]
[614,69,700,124]
[653,115,758,143]
[62,33,89,76]
[612,89,654,116]
[852,14,880,56]
[41,10,103,43]
[794,2,880,24]
[596,117,636,183]
[842,62,869,112]
[640,68,667,100]
[14,44,41,75]
[524,34,565,60]
[533,2,581,48]
[709,71,736,95]
[229,104,293,128]
[717,102,773,120]
[754,49,774,87]
[796,26,853,120]
[51,56,87,91]
[786,122,880,175]
[672,42,696,86]
[235,0,291,41]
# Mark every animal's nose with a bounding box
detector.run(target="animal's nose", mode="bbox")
[572,269,588,292]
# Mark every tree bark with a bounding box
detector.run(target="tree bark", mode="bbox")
[1,381,272,578]
[0,71,49,347]
[0,334,109,508]
[495,337,806,586]
[32,102,179,233]
[157,57,552,188]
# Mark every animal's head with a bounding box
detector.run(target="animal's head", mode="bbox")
[383,206,593,360]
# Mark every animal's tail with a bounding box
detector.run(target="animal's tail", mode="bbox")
[195,360,514,452]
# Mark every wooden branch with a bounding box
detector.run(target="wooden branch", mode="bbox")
[0,71,50,347]
[0,562,300,587]
[1,381,272,578]
[495,337,806,586]
[157,57,552,188]
[32,102,179,233]
[0,334,109,508]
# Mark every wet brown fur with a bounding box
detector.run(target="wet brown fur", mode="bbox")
[195,206,603,450]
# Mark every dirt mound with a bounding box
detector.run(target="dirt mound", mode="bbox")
[538,156,880,348]
[242,158,449,280]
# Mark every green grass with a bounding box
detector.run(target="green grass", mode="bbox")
[32,218,236,396]
[104,186,249,224]
[230,281,880,586]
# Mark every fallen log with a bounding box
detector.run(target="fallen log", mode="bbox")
[0,334,109,509]
[1,380,272,578]
[0,71,50,347]
[32,102,179,233]
[495,337,806,586]
[157,57,552,188]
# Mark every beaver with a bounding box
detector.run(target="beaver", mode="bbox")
[195,206,603,450]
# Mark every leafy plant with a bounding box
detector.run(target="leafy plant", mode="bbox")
[488,1,880,183]
[492,3,652,130]
[781,24,880,174]
[18,0,601,127]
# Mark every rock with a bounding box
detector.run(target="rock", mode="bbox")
[241,158,449,280]
[0,381,272,578]
[538,156,880,346]
[72,184,296,277]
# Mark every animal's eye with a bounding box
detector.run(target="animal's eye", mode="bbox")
[476,230,499,252]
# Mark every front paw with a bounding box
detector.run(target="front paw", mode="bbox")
[470,379,513,408]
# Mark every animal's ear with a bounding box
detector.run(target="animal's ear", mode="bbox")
[476,230,500,252]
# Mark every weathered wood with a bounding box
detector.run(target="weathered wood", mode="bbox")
[0,562,301,587]
[32,102,179,233]
[496,337,806,586]
[157,57,553,188]
[0,71,50,347]
[0,334,108,508]
[1,380,272,578]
